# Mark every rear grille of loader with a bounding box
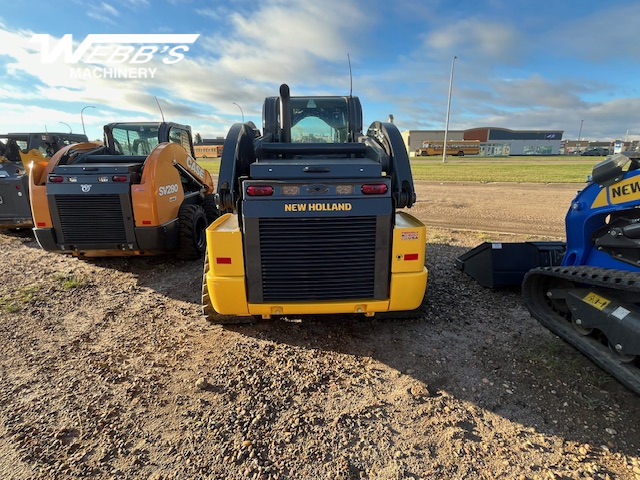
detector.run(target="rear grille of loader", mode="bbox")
[258,217,378,301]
[54,194,127,244]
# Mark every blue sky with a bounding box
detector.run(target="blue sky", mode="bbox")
[1,0,639,143]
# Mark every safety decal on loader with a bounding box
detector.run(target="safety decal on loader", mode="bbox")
[401,231,419,241]
[582,292,610,311]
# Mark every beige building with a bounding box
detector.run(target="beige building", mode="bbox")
[402,127,564,156]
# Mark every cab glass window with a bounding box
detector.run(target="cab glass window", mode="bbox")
[111,124,160,155]
[290,97,349,143]
[169,127,192,154]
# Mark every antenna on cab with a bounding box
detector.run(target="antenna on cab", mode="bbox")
[155,96,165,122]
[347,53,353,97]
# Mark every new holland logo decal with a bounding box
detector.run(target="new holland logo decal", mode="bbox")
[81,184,92,192]
[591,176,640,208]
[284,203,352,212]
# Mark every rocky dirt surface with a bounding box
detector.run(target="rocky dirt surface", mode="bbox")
[410,181,581,237]
[1,181,639,480]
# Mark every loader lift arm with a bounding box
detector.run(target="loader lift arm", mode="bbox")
[365,121,416,209]
[216,122,261,212]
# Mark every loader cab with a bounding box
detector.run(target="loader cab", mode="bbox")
[0,137,23,164]
[103,122,195,158]
[30,133,89,157]
[105,123,160,156]
[1,133,88,161]
[1,132,89,172]
[289,97,351,144]
[1,134,28,160]
[262,87,363,146]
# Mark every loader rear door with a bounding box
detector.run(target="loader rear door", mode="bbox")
[46,162,142,251]
[241,157,393,304]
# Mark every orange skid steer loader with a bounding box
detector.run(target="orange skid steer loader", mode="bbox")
[30,122,216,258]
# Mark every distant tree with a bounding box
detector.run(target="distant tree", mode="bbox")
[195,132,202,144]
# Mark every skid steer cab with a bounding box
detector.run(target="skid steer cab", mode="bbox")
[29,122,217,259]
[0,132,88,229]
[202,84,428,324]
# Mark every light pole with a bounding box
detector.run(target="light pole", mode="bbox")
[81,105,96,136]
[59,122,72,133]
[442,55,457,163]
[232,102,244,123]
[576,119,584,154]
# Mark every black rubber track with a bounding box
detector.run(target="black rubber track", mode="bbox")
[522,266,640,396]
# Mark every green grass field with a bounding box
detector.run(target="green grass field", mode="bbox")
[197,155,605,184]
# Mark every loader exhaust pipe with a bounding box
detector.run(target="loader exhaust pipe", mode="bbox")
[279,84,291,144]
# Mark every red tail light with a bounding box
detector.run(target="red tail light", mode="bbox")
[112,175,128,182]
[216,257,232,264]
[15,184,21,190]
[48,175,64,183]
[404,253,419,261]
[361,184,387,195]
[247,185,274,196]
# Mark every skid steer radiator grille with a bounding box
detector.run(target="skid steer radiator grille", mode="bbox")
[258,217,378,301]
[54,194,127,244]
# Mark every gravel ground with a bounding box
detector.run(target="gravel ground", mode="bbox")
[0,181,639,480]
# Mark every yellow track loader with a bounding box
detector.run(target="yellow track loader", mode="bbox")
[202,84,428,323]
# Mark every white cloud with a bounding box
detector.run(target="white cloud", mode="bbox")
[0,0,375,138]
[548,4,640,62]
[195,8,223,21]
[422,19,522,64]
[120,0,150,9]
[488,74,588,109]
[1,1,637,142]
[87,2,120,24]
[0,102,101,136]
[199,0,371,87]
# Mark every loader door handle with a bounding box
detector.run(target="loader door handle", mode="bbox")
[303,166,330,173]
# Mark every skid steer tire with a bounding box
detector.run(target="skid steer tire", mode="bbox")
[201,194,219,225]
[177,204,208,260]
[201,247,256,325]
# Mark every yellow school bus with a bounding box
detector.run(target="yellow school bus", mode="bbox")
[416,140,480,156]
[194,144,223,158]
